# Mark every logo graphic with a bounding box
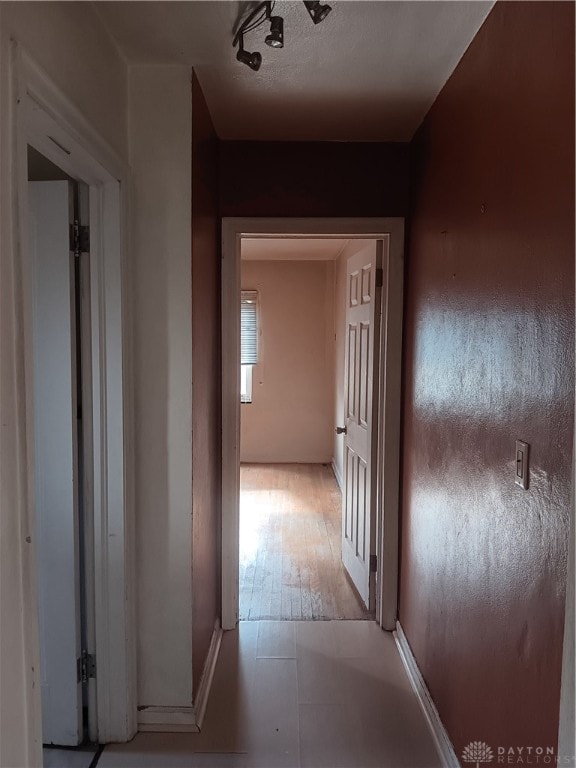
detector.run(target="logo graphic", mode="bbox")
[462,741,494,768]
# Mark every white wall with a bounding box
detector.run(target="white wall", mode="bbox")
[332,240,373,488]
[2,2,128,160]
[0,5,128,766]
[128,66,193,710]
[0,10,196,761]
[240,259,335,464]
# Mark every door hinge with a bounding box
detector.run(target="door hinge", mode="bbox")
[375,267,384,288]
[70,222,90,256]
[77,651,96,684]
[369,554,378,573]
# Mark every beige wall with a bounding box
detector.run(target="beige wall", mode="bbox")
[241,259,334,464]
[129,66,193,711]
[332,240,374,487]
[0,5,128,766]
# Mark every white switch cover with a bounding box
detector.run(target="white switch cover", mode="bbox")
[515,440,529,490]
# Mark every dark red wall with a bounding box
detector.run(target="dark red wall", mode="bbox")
[401,1,574,756]
[191,72,221,697]
[219,141,410,218]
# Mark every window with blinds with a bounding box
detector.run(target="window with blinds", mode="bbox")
[241,290,258,403]
[240,290,258,366]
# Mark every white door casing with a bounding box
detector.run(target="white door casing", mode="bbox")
[341,241,383,609]
[13,44,136,750]
[221,218,404,632]
[29,180,83,746]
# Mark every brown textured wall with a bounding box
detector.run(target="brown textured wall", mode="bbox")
[191,71,221,697]
[401,1,574,756]
[219,141,410,218]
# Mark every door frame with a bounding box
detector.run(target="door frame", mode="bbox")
[221,217,404,631]
[12,44,136,746]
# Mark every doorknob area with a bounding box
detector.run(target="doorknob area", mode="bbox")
[336,426,347,435]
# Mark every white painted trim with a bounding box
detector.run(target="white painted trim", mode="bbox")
[376,229,404,631]
[331,459,343,492]
[394,622,460,768]
[11,40,44,767]
[222,217,404,631]
[137,620,222,733]
[13,44,136,744]
[19,49,126,182]
[194,620,223,730]
[222,220,242,631]
[138,708,199,733]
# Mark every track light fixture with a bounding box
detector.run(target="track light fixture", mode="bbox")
[265,15,284,49]
[236,39,263,71]
[233,0,332,70]
[303,0,332,25]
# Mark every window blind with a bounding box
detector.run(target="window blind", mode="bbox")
[241,290,258,365]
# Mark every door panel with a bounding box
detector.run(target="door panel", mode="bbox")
[359,322,370,427]
[29,180,83,746]
[346,324,357,419]
[344,445,354,542]
[341,241,382,608]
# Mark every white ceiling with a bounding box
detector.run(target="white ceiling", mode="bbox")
[96,0,494,142]
[241,237,348,260]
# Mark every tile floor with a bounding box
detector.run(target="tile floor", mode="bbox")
[99,621,440,768]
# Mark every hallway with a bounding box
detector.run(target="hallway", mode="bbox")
[100,620,439,767]
[239,464,371,621]
[2,4,573,766]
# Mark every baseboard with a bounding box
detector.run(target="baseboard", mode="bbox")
[193,619,223,730]
[138,706,199,733]
[137,620,223,733]
[394,622,460,768]
[331,459,343,491]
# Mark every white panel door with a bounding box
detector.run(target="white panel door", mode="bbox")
[341,241,382,609]
[29,181,83,746]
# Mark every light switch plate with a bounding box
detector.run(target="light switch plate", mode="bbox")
[515,440,529,490]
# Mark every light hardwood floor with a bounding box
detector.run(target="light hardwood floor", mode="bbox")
[239,463,371,621]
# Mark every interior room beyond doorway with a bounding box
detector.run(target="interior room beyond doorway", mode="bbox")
[239,237,377,622]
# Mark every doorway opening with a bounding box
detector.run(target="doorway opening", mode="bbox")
[14,51,134,753]
[27,146,100,765]
[222,218,405,633]
[238,237,378,621]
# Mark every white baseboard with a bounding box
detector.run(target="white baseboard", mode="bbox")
[138,706,199,733]
[394,621,460,768]
[138,620,223,733]
[331,459,343,491]
[194,619,223,730]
